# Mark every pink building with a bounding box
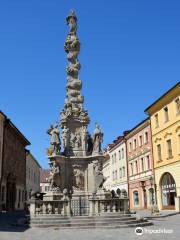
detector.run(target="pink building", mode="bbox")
[126,118,155,210]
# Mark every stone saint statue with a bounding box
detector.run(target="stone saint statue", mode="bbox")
[74,131,81,150]
[73,166,84,190]
[66,10,77,35]
[47,123,61,155]
[81,126,87,151]
[62,126,69,149]
[49,161,60,190]
[92,123,103,154]
[93,161,106,190]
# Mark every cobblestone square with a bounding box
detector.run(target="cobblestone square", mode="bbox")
[0,214,180,240]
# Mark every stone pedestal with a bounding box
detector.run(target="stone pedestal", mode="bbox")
[29,199,36,216]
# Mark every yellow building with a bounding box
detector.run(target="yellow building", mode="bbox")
[145,82,180,211]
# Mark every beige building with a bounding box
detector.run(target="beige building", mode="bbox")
[145,82,180,211]
[26,151,41,200]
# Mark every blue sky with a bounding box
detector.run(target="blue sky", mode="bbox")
[0,1,179,168]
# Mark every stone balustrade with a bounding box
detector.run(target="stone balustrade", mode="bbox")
[29,199,71,216]
[89,198,129,216]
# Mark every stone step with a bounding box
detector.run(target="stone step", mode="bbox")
[29,213,132,220]
[30,218,148,226]
[30,218,138,225]
[30,216,136,222]
[30,221,152,229]
[29,212,153,229]
[30,217,136,224]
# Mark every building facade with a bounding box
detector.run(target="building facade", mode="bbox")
[102,150,111,190]
[40,169,50,193]
[126,118,154,210]
[103,135,128,195]
[26,151,41,201]
[0,111,30,211]
[145,82,180,211]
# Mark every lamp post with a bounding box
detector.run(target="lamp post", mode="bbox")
[149,176,154,215]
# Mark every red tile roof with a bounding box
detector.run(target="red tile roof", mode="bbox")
[107,131,130,151]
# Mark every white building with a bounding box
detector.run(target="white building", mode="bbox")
[102,151,111,190]
[26,151,41,200]
[103,135,129,194]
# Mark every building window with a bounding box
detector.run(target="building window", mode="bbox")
[133,191,139,206]
[141,158,144,172]
[175,97,180,115]
[157,144,162,161]
[164,106,169,122]
[133,139,137,149]
[146,155,150,169]
[155,114,159,128]
[122,166,125,177]
[144,132,148,144]
[139,135,143,146]
[167,139,173,158]
[114,153,116,163]
[119,168,122,178]
[121,148,124,158]
[115,170,117,180]
[135,161,138,174]
[119,150,121,160]
[112,155,114,164]
[130,163,133,175]
[129,142,132,152]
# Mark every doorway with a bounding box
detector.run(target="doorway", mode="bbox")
[161,172,176,210]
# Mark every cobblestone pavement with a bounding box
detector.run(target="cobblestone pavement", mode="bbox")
[0,214,180,240]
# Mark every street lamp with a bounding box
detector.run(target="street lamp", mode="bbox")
[149,176,154,215]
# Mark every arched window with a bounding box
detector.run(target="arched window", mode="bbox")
[133,191,139,206]
[161,172,176,209]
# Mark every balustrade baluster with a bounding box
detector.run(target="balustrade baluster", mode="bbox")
[48,202,53,214]
[112,200,116,212]
[107,201,111,212]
